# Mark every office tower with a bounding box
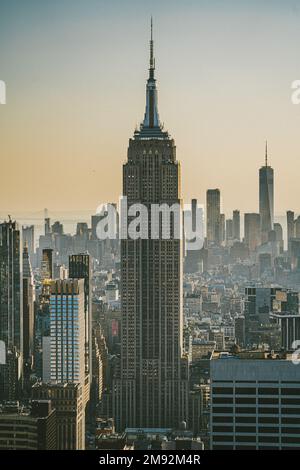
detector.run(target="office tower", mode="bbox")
[244,287,277,324]
[244,213,260,252]
[69,253,92,376]
[271,314,300,351]
[0,220,22,400]
[41,248,53,280]
[290,238,300,271]
[191,198,197,232]
[259,142,274,244]
[44,217,51,235]
[295,216,300,238]
[51,221,63,235]
[113,22,189,431]
[73,223,89,253]
[226,219,233,243]
[211,352,300,449]
[184,199,204,273]
[0,400,56,450]
[22,245,34,378]
[220,213,225,244]
[232,210,240,241]
[32,382,85,450]
[22,225,34,260]
[49,279,85,385]
[206,189,221,245]
[0,220,22,353]
[76,222,89,237]
[287,210,295,253]
[234,316,245,347]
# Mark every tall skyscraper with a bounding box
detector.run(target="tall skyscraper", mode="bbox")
[287,210,295,254]
[259,142,274,244]
[0,219,22,400]
[113,21,189,430]
[232,210,240,241]
[206,189,221,245]
[69,253,92,376]
[0,220,22,353]
[49,279,85,385]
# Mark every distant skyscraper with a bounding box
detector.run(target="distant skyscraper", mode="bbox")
[44,217,51,235]
[274,222,283,253]
[49,279,85,385]
[69,254,92,376]
[244,213,261,252]
[206,189,221,245]
[220,213,225,244]
[51,221,63,235]
[41,248,53,280]
[295,216,300,239]
[114,21,189,431]
[225,219,233,243]
[22,225,34,260]
[232,210,240,241]
[259,142,274,244]
[287,210,295,253]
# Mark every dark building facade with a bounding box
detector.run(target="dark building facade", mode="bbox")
[0,220,22,400]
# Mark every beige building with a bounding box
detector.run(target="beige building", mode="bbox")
[32,382,85,450]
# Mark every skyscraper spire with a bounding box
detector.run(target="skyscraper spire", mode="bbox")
[135,18,165,137]
[265,140,268,167]
[149,16,155,77]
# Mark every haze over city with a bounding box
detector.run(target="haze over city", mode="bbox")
[1,0,300,213]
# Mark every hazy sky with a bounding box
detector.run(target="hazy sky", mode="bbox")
[1,0,300,215]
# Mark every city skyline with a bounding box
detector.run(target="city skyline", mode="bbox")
[1,0,300,213]
[2,4,300,453]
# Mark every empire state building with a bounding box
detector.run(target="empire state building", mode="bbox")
[113,21,189,430]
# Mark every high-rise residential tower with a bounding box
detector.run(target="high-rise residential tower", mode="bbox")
[206,189,221,245]
[113,21,189,431]
[49,279,85,385]
[259,142,274,244]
